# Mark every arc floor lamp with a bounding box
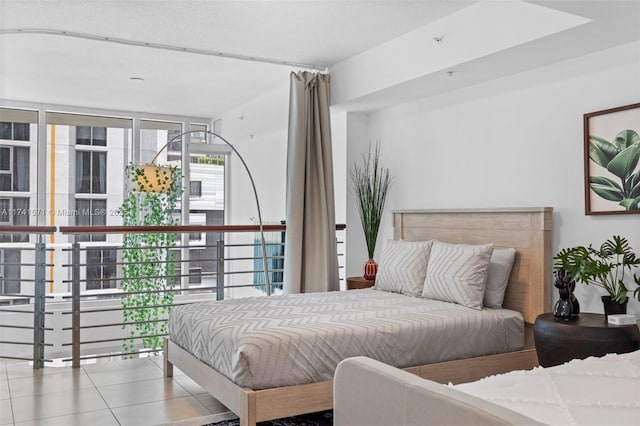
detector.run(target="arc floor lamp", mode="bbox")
[141,129,271,294]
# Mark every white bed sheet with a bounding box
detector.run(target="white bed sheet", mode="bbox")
[455,349,640,425]
[168,288,524,389]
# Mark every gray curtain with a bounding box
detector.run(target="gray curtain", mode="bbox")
[284,71,339,294]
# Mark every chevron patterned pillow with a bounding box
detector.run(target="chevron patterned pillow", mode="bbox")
[374,239,433,297]
[422,241,494,310]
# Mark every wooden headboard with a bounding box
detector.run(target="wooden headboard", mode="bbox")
[393,208,552,324]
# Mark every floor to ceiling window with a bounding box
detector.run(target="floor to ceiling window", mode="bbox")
[139,121,227,288]
[0,104,223,296]
[184,132,227,288]
[0,108,37,298]
[43,112,131,294]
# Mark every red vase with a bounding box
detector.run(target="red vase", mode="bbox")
[363,258,378,281]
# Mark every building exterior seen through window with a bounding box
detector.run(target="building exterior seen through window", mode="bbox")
[0,106,225,298]
[0,110,35,299]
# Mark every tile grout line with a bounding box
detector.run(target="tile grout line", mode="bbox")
[3,357,223,426]
[152,357,234,417]
[4,363,16,426]
[9,364,121,425]
[151,358,230,418]
[159,362,221,414]
[81,364,123,426]
[149,357,215,404]
[85,358,206,424]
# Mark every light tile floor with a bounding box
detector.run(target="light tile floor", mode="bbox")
[0,357,236,426]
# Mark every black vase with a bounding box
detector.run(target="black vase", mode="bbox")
[552,298,573,320]
[601,295,628,320]
[571,295,580,316]
[552,269,579,320]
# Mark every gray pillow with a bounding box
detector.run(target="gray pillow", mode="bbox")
[422,241,493,310]
[484,248,517,308]
[374,239,434,297]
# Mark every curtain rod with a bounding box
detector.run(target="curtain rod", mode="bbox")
[1,28,329,72]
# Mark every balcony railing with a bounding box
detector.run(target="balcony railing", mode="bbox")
[0,226,56,368]
[0,224,346,368]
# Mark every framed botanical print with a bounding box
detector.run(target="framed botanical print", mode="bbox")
[584,102,640,215]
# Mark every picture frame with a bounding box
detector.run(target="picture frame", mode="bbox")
[584,102,640,215]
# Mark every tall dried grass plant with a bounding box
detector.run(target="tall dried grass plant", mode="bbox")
[350,142,392,259]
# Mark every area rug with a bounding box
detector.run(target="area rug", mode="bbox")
[205,410,333,426]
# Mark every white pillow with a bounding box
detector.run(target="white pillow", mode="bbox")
[422,241,493,310]
[374,239,434,297]
[484,248,517,309]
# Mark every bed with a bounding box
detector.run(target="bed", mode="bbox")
[334,350,640,425]
[163,207,553,426]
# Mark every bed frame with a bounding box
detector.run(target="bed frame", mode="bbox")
[164,207,552,426]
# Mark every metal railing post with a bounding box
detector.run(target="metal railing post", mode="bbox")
[216,239,224,301]
[265,237,271,296]
[71,242,81,368]
[32,238,46,369]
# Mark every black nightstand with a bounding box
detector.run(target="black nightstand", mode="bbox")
[533,312,640,367]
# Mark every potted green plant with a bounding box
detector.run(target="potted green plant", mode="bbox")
[553,235,640,317]
[119,162,183,356]
[134,163,175,193]
[350,141,393,280]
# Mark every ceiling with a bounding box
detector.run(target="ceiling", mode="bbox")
[0,0,639,118]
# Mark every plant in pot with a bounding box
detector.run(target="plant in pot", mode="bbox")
[553,235,640,318]
[119,162,183,356]
[349,141,392,281]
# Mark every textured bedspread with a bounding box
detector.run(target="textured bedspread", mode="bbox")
[455,350,640,425]
[168,289,523,389]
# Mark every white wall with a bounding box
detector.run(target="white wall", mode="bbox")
[344,112,371,277]
[221,84,290,226]
[211,43,640,315]
[215,85,289,294]
[346,42,640,315]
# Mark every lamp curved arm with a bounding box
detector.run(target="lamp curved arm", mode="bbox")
[153,130,271,295]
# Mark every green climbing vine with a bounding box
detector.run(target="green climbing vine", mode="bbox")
[119,163,183,356]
